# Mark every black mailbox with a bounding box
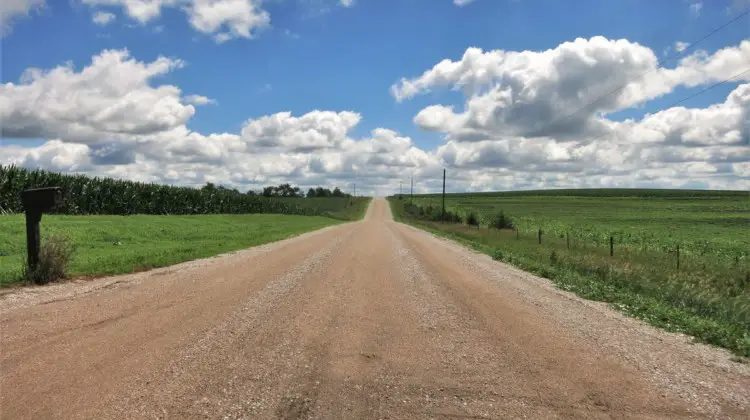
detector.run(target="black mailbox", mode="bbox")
[22,187,62,213]
[21,187,63,271]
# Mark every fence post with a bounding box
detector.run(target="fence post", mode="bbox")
[538,228,542,244]
[566,232,570,249]
[676,244,680,270]
[610,236,614,257]
[516,227,519,240]
[21,187,62,272]
[441,169,446,221]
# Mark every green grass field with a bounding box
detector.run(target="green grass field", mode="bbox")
[408,190,749,260]
[274,197,371,221]
[0,213,344,286]
[390,190,750,357]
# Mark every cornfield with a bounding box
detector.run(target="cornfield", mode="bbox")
[0,165,346,217]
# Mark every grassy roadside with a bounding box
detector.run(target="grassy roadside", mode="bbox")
[389,198,750,358]
[0,213,346,286]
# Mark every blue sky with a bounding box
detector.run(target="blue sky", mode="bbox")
[1,0,749,194]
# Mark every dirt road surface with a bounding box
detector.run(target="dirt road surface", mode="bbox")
[1,199,748,419]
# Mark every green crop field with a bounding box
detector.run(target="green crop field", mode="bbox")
[0,165,371,287]
[409,189,749,260]
[0,213,347,286]
[390,189,750,357]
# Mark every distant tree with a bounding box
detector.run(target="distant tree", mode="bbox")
[201,182,216,191]
[246,190,257,197]
[261,183,304,197]
[332,187,344,197]
[307,188,316,198]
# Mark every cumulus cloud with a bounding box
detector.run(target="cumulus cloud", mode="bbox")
[92,10,116,25]
[184,94,217,105]
[453,0,476,6]
[0,49,193,143]
[81,0,269,42]
[82,0,177,23]
[339,0,354,7]
[3,40,749,194]
[186,0,269,42]
[0,49,442,194]
[395,37,750,143]
[0,0,44,35]
[391,37,750,191]
[241,111,362,151]
[20,140,92,172]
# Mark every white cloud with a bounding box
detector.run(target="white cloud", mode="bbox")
[241,111,362,151]
[453,0,476,6]
[396,38,750,143]
[0,49,442,194]
[184,94,217,105]
[82,0,269,42]
[339,0,354,7]
[0,0,44,35]
[82,0,178,23]
[21,140,93,172]
[0,49,193,143]
[186,0,270,42]
[675,41,689,52]
[391,37,750,191]
[2,42,749,194]
[92,11,116,25]
[413,105,462,132]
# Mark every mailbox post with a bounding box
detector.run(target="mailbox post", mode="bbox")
[21,187,62,271]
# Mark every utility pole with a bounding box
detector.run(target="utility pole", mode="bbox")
[410,175,413,204]
[442,169,446,219]
[353,183,356,197]
[400,181,403,198]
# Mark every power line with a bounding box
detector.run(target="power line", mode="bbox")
[659,68,750,110]
[581,67,750,146]
[529,7,750,139]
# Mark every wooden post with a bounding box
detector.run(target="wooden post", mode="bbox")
[441,169,446,220]
[538,228,542,244]
[21,187,62,272]
[610,236,614,257]
[516,227,519,240]
[676,244,680,270]
[25,212,42,271]
[566,232,570,249]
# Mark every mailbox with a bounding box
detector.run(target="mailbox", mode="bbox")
[21,187,63,271]
[22,187,62,214]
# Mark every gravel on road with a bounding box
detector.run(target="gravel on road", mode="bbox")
[1,199,748,419]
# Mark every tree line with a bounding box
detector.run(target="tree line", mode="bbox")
[219,183,352,198]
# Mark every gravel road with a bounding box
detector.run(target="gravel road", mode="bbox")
[1,198,748,419]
